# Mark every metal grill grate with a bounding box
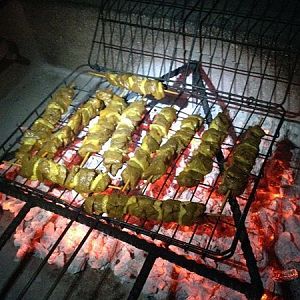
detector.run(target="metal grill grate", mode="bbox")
[0,66,285,256]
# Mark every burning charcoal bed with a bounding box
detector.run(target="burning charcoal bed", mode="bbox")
[0,0,300,299]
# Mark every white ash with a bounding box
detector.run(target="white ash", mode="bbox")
[284,215,300,250]
[0,182,296,300]
[0,119,299,299]
[14,208,53,258]
[111,243,145,284]
[190,233,210,249]
[248,234,269,269]
[1,195,24,215]
[88,234,119,270]
[15,175,27,184]
[274,232,300,268]
[291,229,300,253]
[67,250,88,274]
[36,183,50,193]
[175,270,228,300]
[85,155,103,170]
[0,164,18,176]
[39,222,56,249]
[213,285,247,300]
[48,250,65,268]
[280,198,297,216]
[260,267,277,295]
[142,258,174,300]
[61,149,77,163]
[26,179,40,188]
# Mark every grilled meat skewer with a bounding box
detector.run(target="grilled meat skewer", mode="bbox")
[19,154,111,194]
[16,86,75,160]
[78,94,127,158]
[121,107,177,189]
[38,96,106,158]
[218,125,265,196]
[84,193,206,226]
[64,166,111,193]
[104,72,165,100]
[103,100,147,175]
[177,112,230,187]
[142,115,204,183]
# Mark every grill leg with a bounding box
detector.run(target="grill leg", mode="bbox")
[239,227,264,300]
[127,253,157,300]
[228,196,264,300]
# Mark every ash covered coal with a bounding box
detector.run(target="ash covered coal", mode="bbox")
[1,128,300,299]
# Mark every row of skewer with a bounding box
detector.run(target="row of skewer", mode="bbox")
[3,72,266,225]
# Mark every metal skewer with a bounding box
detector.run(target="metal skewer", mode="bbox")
[4,158,120,191]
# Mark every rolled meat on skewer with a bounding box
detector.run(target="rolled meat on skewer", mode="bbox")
[16,85,75,160]
[84,193,206,226]
[143,115,204,183]
[104,73,165,100]
[103,100,147,175]
[18,154,111,194]
[121,107,177,189]
[177,112,230,187]
[78,94,127,158]
[38,96,106,158]
[218,125,265,196]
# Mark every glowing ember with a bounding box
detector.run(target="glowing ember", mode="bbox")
[1,127,299,299]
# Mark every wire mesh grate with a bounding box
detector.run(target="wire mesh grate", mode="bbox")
[0,67,285,259]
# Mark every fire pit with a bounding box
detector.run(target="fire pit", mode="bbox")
[0,0,299,299]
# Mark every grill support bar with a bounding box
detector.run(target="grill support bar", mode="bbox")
[127,253,157,300]
[0,202,32,251]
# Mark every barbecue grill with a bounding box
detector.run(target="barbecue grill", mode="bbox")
[0,0,299,299]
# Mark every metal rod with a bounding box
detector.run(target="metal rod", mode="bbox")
[127,253,157,300]
[16,220,75,300]
[228,195,264,299]
[43,227,94,300]
[0,202,31,251]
